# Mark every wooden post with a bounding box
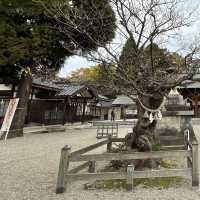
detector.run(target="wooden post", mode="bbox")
[192,140,199,187]
[187,157,192,168]
[26,88,34,124]
[88,161,96,173]
[107,137,112,152]
[111,124,113,137]
[100,104,102,120]
[194,98,198,117]
[62,98,67,125]
[62,97,71,125]
[81,99,86,123]
[116,124,118,137]
[127,165,134,191]
[97,125,100,138]
[56,145,71,194]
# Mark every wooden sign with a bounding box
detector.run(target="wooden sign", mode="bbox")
[0,98,19,140]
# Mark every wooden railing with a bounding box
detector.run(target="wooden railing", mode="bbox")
[56,135,199,194]
[183,123,199,187]
[96,123,118,139]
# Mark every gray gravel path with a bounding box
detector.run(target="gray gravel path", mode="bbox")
[0,127,200,200]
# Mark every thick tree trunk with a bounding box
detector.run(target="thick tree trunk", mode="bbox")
[8,73,32,138]
[125,95,163,168]
[125,97,163,169]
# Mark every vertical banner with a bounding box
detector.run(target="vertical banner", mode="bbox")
[0,98,19,140]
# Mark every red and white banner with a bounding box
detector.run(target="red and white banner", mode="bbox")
[0,98,19,140]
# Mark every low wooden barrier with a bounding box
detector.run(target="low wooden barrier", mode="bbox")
[96,122,118,139]
[184,125,199,186]
[56,134,199,193]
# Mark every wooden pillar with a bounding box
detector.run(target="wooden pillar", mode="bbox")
[56,145,71,194]
[126,165,134,191]
[73,103,78,122]
[42,100,46,125]
[107,137,112,152]
[194,97,199,117]
[11,84,15,98]
[95,106,96,116]
[192,140,199,187]
[99,104,102,120]
[62,97,70,125]
[62,97,67,125]
[195,100,198,117]
[26,88,34,124]
[81,99,86,123]
[120,106,124,120]
[69,103,73,123]
[116,124,119,137]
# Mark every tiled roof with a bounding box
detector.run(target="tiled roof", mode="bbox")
[56,85,85,96]
[180,82,200,89]
[112,95,135,105]
[32,78,97,97]
[32,78,61,91]
[98,95,109,100]
[96,100,113,108]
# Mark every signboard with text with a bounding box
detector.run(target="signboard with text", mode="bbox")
[0,98,19,140]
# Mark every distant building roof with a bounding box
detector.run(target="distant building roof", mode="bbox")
[98,94,109,100]
[33,77,97,98]
[112,95,135,105]
[56,85,85,96]
[96,100,113,108]
[32,78,61,91]
[180,82,200,89]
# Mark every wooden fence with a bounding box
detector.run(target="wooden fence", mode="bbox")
[0,99,9,126]
[96,122,118,139]
[28,100,64,125]
[56,133,199,194]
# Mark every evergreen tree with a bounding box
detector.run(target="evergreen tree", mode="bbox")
[0,0,116,138]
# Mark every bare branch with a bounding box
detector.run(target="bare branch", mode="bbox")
[35,0,200,99]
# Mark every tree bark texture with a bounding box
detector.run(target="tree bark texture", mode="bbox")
[124,95,164,169]
[125,95,163,151]
[9,73,32,138]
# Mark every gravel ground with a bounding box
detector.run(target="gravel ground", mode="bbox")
[0,127,200,200]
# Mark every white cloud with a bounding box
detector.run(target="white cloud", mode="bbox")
[59,0,200,77]
[59,56,96,77]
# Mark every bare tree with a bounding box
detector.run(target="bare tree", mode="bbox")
[36,0,200,152]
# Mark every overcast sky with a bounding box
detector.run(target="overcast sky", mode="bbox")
[59,0,200,78]
[59,56,96,77]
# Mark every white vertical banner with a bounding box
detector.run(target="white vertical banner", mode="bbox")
[0,98,19,140]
